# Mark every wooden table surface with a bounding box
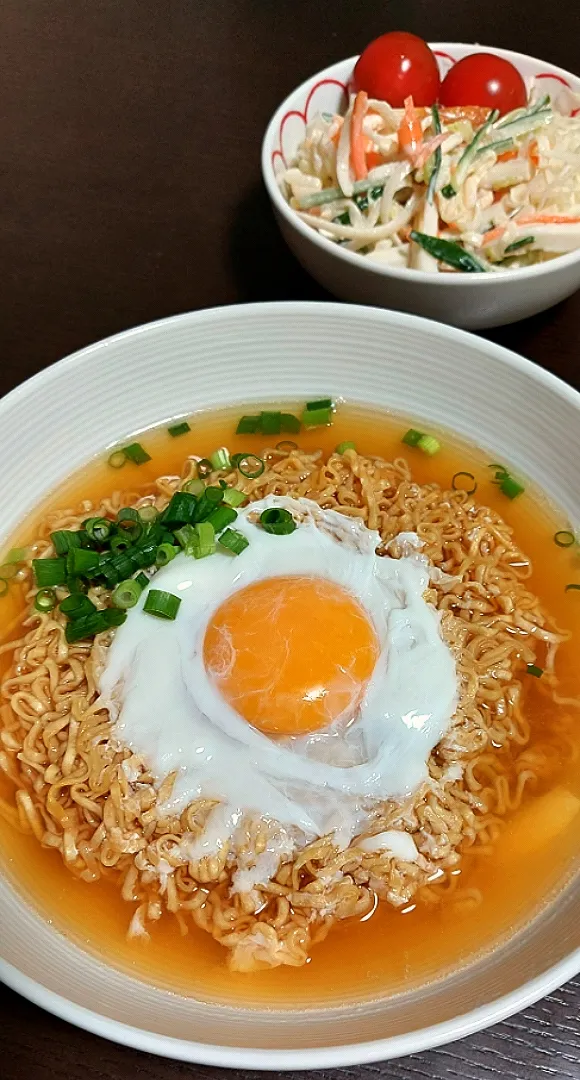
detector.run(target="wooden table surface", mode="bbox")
[1,2,580,1077]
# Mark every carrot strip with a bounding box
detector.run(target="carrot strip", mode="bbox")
[350,91,369,181]
[497,149,519,163]
[516,213,580,226]
[481,225,506,247]
[398,95,423,159]
[366,150,383,170]
[528,139,540,168]
[329,116,343,147]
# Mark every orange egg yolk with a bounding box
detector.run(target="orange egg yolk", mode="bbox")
[203,575,379,736]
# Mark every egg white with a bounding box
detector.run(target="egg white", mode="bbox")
[98,496,457,847]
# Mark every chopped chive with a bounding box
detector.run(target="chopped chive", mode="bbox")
[206,504,238,534]
[168,421,191,437]
[65,575,88,595]
[222,487,246,508]
[218,528,249,555]
[237,454,265,479]
[112,578,143,609]
[156,543,178,567]
[260,411,282,435]
[441,183,455,199]
[33,557,67,588]
[301,406,332,427]
[123,442,151,465]
[305,398,332,411]
[197,458,214,478]
[500,476,525,499]
[134,571,149,590]
[275,440,299,453]
[34,588,57,613]
[209,447,231,471]
[138,505,159,525]
[259,507,296,535]
[526,663,543,678]
[60,594,97,620]
[565,583,580,592]
[504,236,535,254]
[236,415,260,435]
[554,530,575,548]
[186,521,216,559]
[67,548,100,576]
[402,428,424,447]
[335,441,356,454]
[417,434,441,456]
[107,450,127,469]
[174,524,195,549]
[110,534,133,555]
[85,517,113,544]
[161,491,198,527]
[280,413,301,434]
[51,530,82,556]
[191,486,224,523]
[65,608,127,643]
[182,478,205,496]
[143,589,182,620]
[452,471,477,496]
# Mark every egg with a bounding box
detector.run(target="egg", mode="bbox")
[98,496,457,849]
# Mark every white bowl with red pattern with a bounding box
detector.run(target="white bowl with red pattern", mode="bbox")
[262,44,580,328]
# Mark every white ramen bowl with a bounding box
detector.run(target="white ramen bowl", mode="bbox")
[1,302,580,1068]
[262,45,580,329]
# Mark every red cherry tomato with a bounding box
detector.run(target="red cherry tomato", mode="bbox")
[353,31,440,108]
[439,53,527,116]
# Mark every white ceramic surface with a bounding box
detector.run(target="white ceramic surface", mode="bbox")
[262,44,580,329]
[1,302,580,1069]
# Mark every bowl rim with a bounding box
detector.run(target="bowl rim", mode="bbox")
[262,41,580,288]
[1,300,580,1068]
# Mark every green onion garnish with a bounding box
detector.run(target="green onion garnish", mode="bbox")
[182,478,205,497]
[237,454,265,479]
[197,458,213,478]
[452,471,477,496]
[236,415,260,435]
[67,548,100,576]
[526,663,543,678]
[156,543,178,567]
[5,547,28,564]
[33,557,67,588]
[259,507,296,536]
[138,505,159,525]
[134,571,149,590]
[50,530,82,556]
[280,413,301,434]
[565,583,580,592]
[110,534,133,555]
[60,594,97,620]
[402,429,424,447]
[112,578,143,609]
[107,450,126,469]
[302,403,333,427]
[218,528,249,555]
[209,447,231,471]
[554,530,575,548]
[417,434,441,456]
[0,563,18,580]
[85,517,113,544]
[222,487,246,508]
[260,411,282,435]
[305,398,332,411]
[187,521,216,559]
[123,442,151,465]
[161,491,198,527]
[441,183,455,199]
[191,486,224,523]
[174,524,195,549]
[65,608,126,643]
[500,476,525,499]
[143,589,181,620]
[206,504,237,534]
[34,588,57,613]
[335,441,356,454]
[504,236,535,255]
[168,421,191,437]
[275,440,299,454]
[116,508,143,542]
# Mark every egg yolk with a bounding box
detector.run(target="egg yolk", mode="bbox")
[203,575,379,736]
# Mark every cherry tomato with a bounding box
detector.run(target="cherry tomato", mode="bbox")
[353,31,440,108]
[439,53,527,116]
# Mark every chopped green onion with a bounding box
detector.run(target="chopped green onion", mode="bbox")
[500,476,525,499]
[236,415,260,435]
[259,507,296,536]
[504,235,535,255]
[161,491,198,527]
[186,522,216,560]
[554,530,576,548]
[134,571,149,590]
[116,508,143,543]
[34,588,57,613]
[197,458,214,478]
[110,534,133,555]
[280,413,301,434]
[206,504,238,534]
[168,421,191,437]
[565,583,580,592]
[209,447,231,471]
[174,524,195,549]
[51,530,82,556]
[107,450,126,469]
[452,471,477,496]
[218,528,249,555]
[143,589,182,620]
[5,547,28,564]
[60,594,97,620]
[182,478,205,496]
[305,398,332,411]
[65,608,127,643]
[275,440,298,453]
[33,558,67,588]
[66,548,101,576]
[417,434,441,456]
[260,411,282,435]
[334,209,351,225]
[301,406,332,428]
[65,575,88,595]
[0,563,18,580]
[85,517,113,544]
[402,428,424,447]
[410,231,487,273]
[156,543,178,567]
[237,454,265,479]
[222,487,247,508]
[526,663,543,678]
[335,441,356,454]
[441,183,455,199]
[123,442,151,465]
[191,486,224,523]
[138,505,159,524]
[112,578,143,609]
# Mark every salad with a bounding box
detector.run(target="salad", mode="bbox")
[280,33,580,273]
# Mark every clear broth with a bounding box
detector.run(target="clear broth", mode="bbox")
[1,404,579,1008]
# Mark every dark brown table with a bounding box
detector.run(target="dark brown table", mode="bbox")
[1,2,579,1078]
